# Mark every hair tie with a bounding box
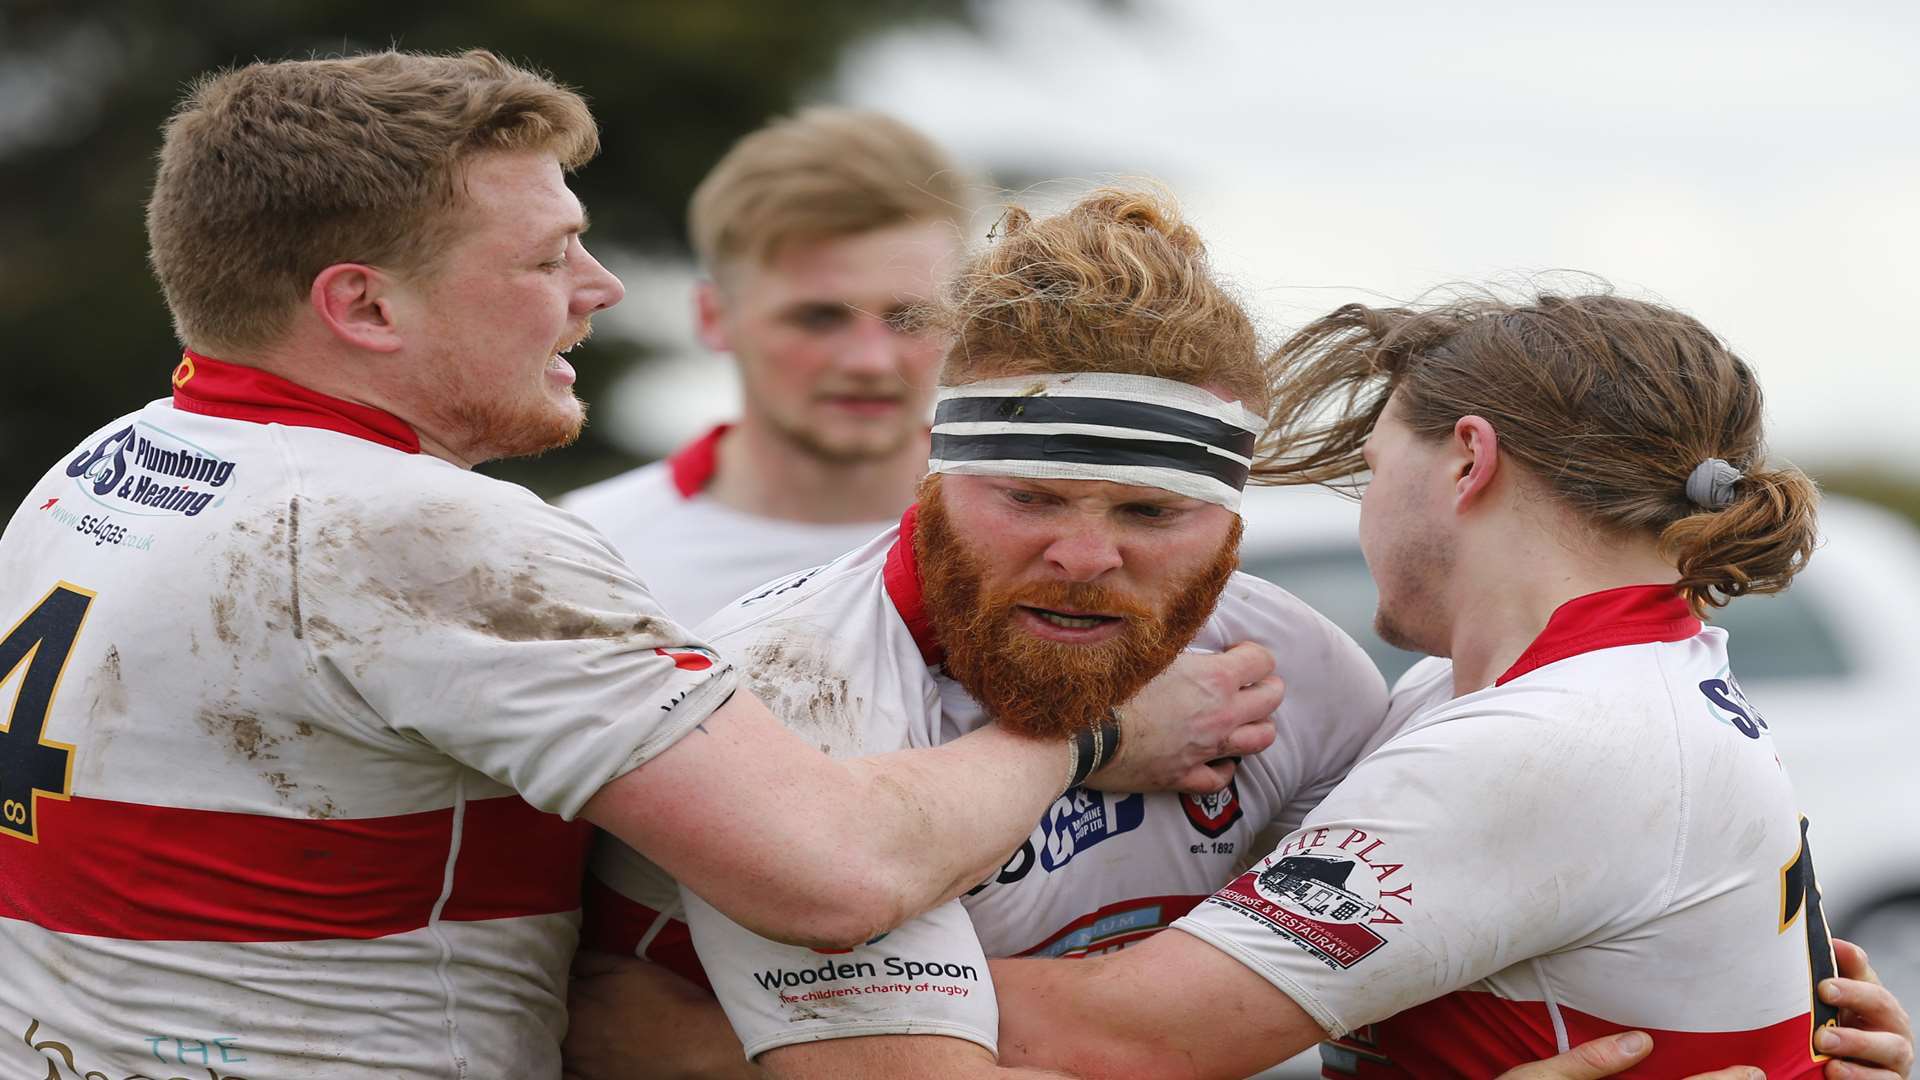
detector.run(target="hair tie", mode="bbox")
[1685,458,1743,510]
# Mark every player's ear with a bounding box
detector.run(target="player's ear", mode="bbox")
[311,264,406,353]
[1451,414,1500,510]
[693,278,733,353]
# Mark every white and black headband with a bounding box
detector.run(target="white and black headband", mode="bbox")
[927,373,1265,512]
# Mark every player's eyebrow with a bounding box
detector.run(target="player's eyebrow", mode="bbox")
[575,207,592,236]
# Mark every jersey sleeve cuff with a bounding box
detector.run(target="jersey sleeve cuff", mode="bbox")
[614,667,740,776]
[742,1019,996,1061]
[1170,915,1352,1039]
[547,664,740,820]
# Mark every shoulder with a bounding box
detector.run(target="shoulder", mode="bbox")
[1362,665,1686,809]
[1205,572,1389,723]
[1196,573,1390,801]
[702,532,927,756]
[701,529,899,640]
[297,465,649,627]
[1209,573,1380,672]
[328,462,615,555]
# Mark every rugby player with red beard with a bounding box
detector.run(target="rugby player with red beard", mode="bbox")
[557,190,1919,1080]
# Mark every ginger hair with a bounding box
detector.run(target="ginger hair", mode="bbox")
[923,186,1270,415]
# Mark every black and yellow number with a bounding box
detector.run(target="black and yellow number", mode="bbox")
[1780,815,1841,1060]
[0,583,94,843]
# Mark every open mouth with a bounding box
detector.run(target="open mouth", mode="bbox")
[1020,606,1121,630]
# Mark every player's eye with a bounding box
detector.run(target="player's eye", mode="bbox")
[789,304,849,332]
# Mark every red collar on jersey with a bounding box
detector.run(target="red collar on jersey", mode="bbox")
[882,504,944,666]
[1495,583,1702,686]
[169,350,421,454]
[667,424,732,498]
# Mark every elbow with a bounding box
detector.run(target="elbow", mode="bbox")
[731,861,909,950]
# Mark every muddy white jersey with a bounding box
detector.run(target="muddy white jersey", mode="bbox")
[1175,585,1837,1078]
[0,355,737,1080]
[588,504,1388,1058]
[558,425,896,627]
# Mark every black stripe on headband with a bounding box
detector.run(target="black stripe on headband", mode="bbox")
[929,431,1251,490]
[934,396,1257,458]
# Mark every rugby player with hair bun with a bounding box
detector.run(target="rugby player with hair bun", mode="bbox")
[981,291,1915,1077]
[565,190,1911,1079]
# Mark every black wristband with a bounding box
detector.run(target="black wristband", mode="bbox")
[1066,711,1125,790]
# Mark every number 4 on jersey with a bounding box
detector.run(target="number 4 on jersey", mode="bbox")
[0,583,94,842]
[1781,815,1841,1059]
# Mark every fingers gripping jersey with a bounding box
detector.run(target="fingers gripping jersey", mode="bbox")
[588,508,1389,1058]
[0,362,737,1079]
[1174,587,1836,1078]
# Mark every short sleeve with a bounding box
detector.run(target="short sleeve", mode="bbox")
[304,485,738,818]
[682,887,998,1060]
[1171,705,1675,1036]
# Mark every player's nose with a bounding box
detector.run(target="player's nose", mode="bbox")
[1042,521,1124,581]
[836,316,899,375]
[573,243,625,314]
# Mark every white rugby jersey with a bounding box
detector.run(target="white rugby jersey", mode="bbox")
[1175,585,1837,1078]
[558,426,896,626]
[587,505,1389,1058]
[0,354,737,1079]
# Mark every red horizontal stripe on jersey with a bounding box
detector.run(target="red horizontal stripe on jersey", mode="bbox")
[1329,990,1821,1078]
[579,877,713,993]
[0,794,589,941]
[442,795,593,922]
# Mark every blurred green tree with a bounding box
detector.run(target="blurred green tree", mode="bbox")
[1819,466,1920,530]
[0,0,974,501]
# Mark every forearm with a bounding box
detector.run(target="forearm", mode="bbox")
[564,953,760,1080]
[631,998,759,1080]
[992,954,1198,1078]
[837,724,1069,921]
[990,934,1323,1079]
[590,694,1063,947]
[597,643,1277,947]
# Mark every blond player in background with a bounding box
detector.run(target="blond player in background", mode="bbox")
[561,107,966,624]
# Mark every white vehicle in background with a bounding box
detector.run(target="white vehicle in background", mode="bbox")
[1234,484,1920,1077]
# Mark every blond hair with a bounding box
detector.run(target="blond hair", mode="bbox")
[1257,291,1819,614]
[688,107,970,275]
[924,187,1270,415]
[147,49,598,354]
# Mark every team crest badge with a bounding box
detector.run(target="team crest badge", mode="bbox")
[1181,778,1243,838]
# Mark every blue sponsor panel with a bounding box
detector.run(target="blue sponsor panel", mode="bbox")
[1039,789,1145,871]
[65,422,237,519]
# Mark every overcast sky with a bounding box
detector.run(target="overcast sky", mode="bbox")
[610,0,1920,472]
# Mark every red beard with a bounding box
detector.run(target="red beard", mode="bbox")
[914,483,1241,739]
